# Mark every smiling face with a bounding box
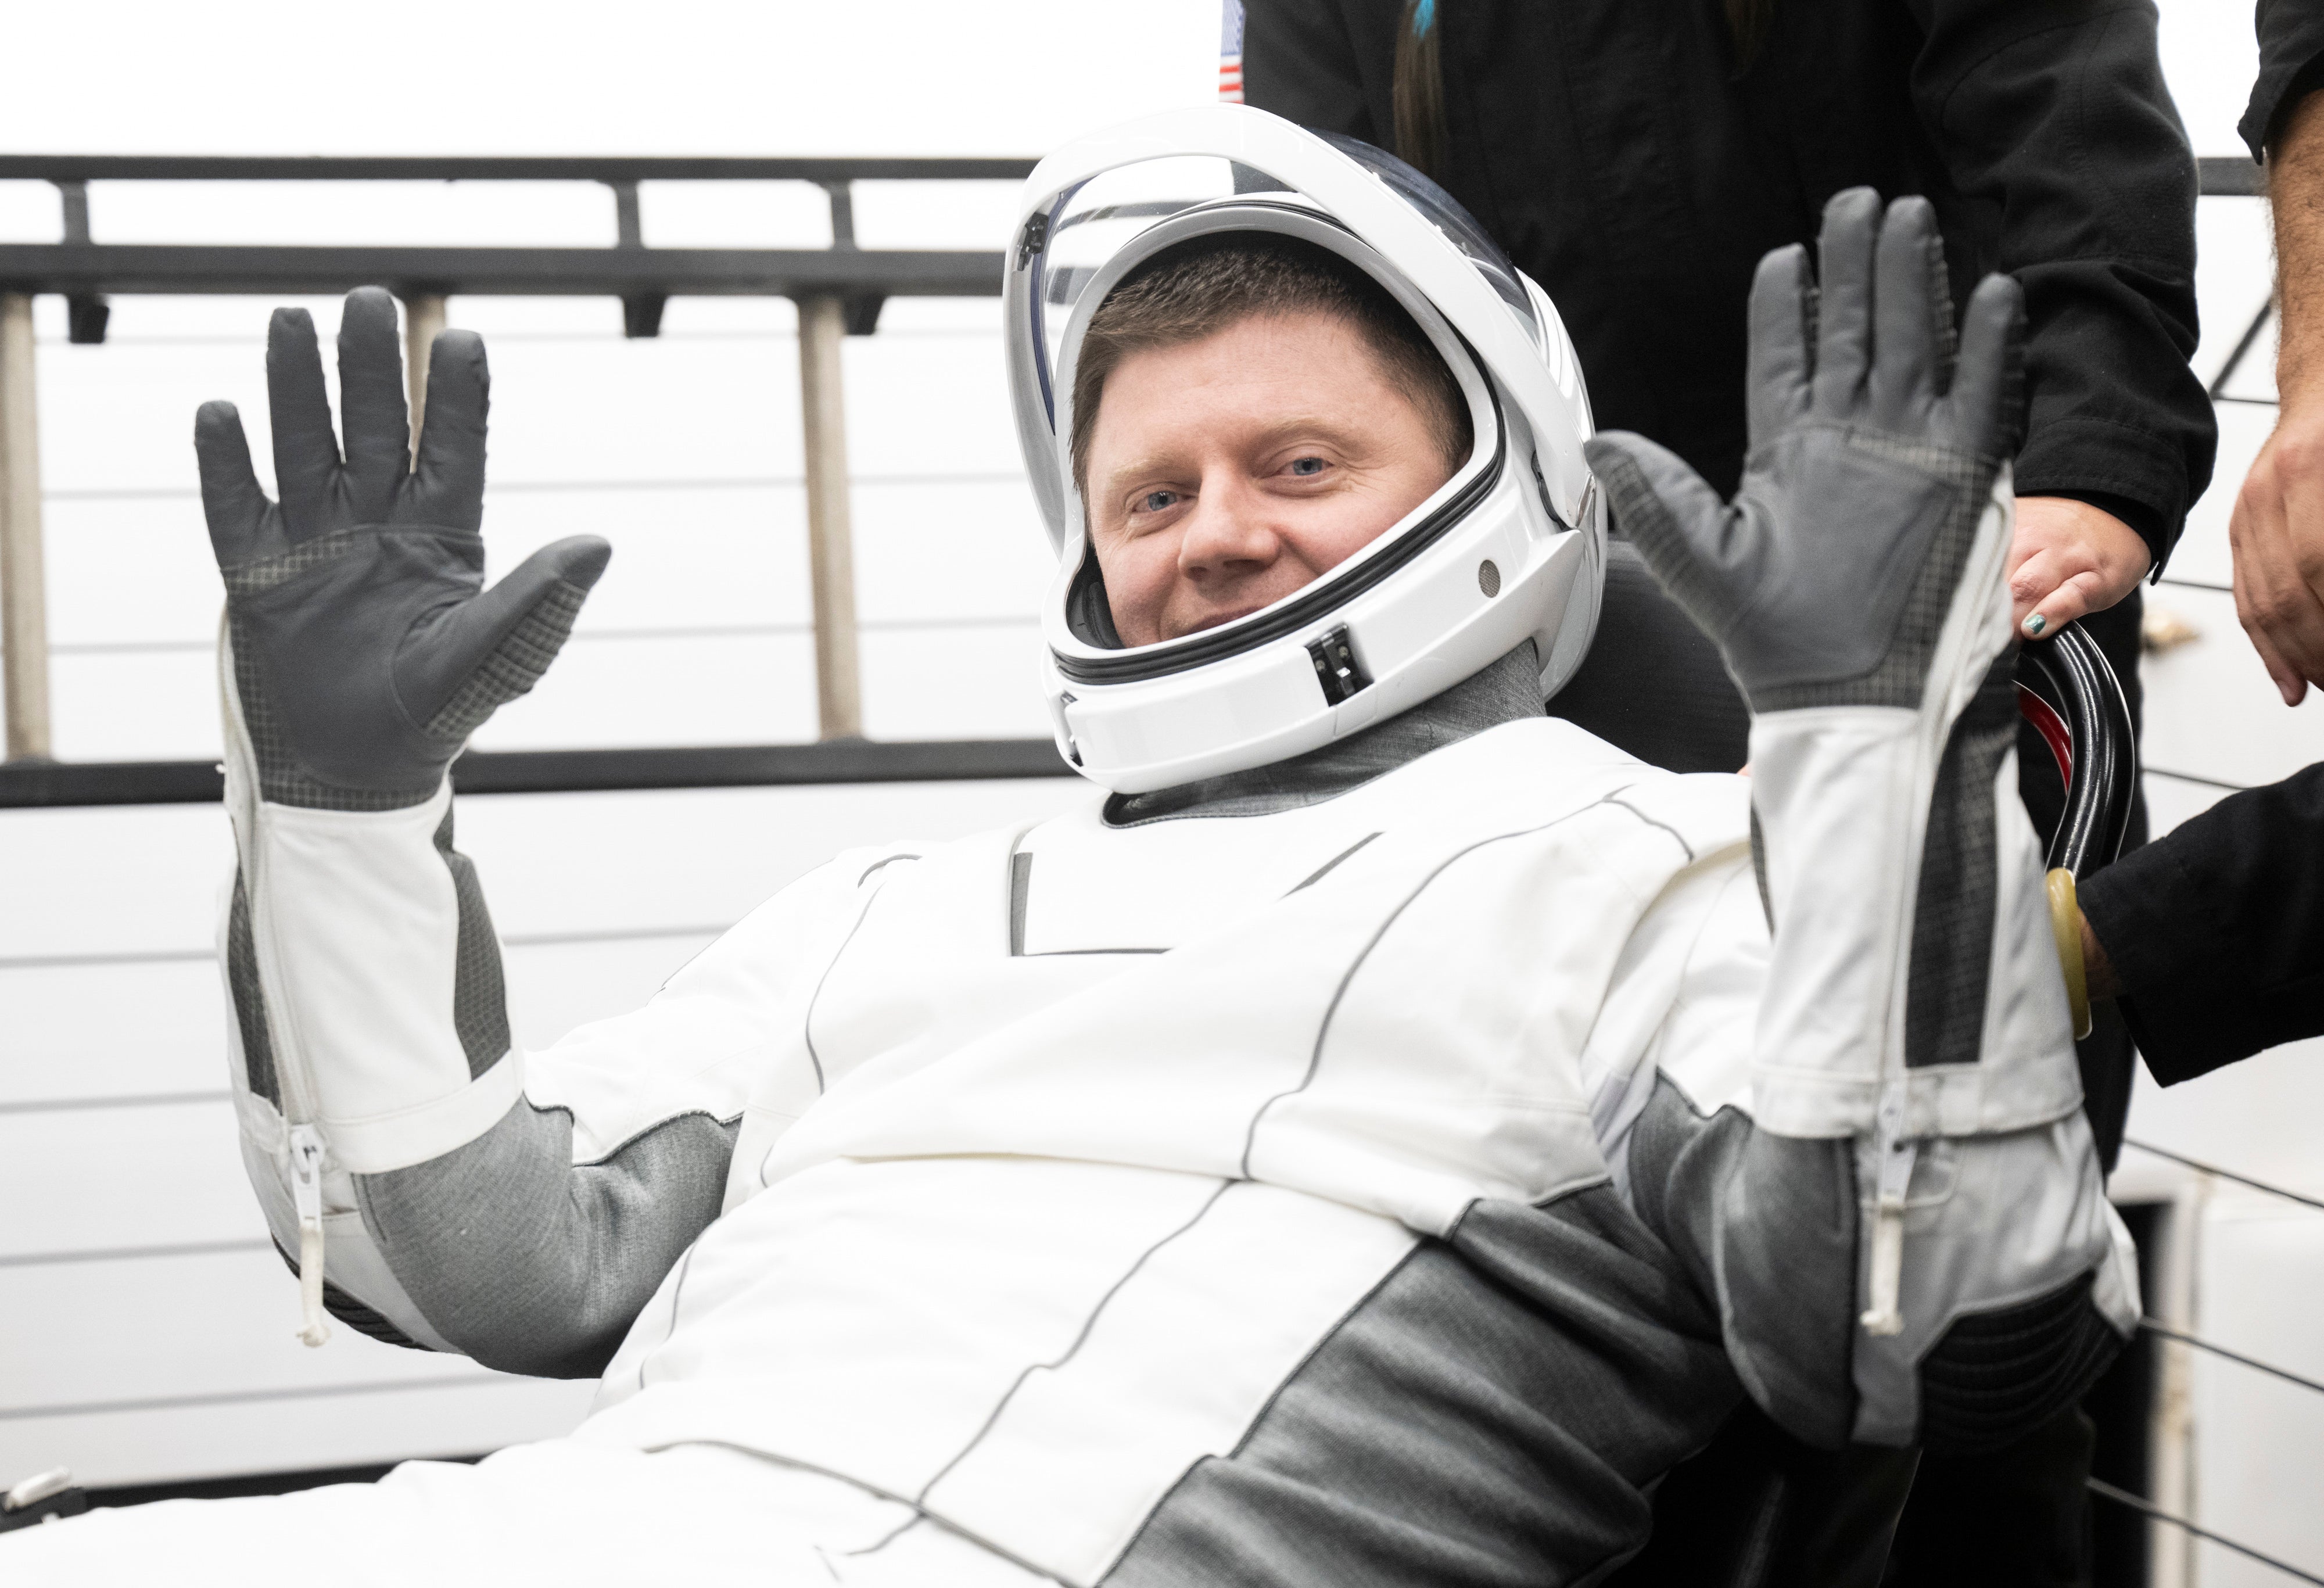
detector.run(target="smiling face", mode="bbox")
[1082,308,1460,647]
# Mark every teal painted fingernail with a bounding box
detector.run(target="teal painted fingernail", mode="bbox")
[2023,613,2047,637]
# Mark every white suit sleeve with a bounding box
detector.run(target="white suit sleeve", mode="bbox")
[220,692,873,1372]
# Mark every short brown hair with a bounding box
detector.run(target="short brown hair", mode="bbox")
[1068,233,1472,497]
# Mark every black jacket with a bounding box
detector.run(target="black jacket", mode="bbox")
[1245,0,2215,569]
[2246,0,2324,157]
[2081,766,2324,1084]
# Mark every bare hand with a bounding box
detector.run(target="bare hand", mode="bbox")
[2007,495,2151,640]
[2079,913,2118,1003]
[2228,403,2324,705]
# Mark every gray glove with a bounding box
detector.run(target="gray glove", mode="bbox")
[196,286,609,809]
[1583,188,2024,712]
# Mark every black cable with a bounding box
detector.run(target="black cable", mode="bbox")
[2087,1479,2324,1585]
[2140,1318,2324,1397]
[2122,1138,2324,1214]
[2020,621,2137,876]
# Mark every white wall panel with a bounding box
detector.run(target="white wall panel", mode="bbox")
[850,181,1023,252]
[5,1234,559,1486]
[0,804,225,961]
[631,182,834,250]
[87,182,618,249]
[1,1250,515,1417]
[852,476,1049,625]
[2140,586,2324,787]
[2190,1206,2324,1587]
[0,1377,598,1492]
[32,317,333,496]
[2190,196,2274,391]
[2159,1,2262,155]
[2122,1037,2324,1210]
[0,1099,255,1261]
[465,630,823,751]
[46,650,223,763]
[478,483,814,633]
[27,320,1043,759]
[2142,769,2235,838]
[0,962,224,1107]
[0,180,59,242]
[2167,397,2273,592]
[469,334,802,488]
[859,627,1055,741]
[501,936,720,1055]
[42,497,217,650]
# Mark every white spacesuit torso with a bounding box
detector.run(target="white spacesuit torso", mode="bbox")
[546,718,1758,1580]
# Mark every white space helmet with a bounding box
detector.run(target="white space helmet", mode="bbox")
[1009,105,1604,794]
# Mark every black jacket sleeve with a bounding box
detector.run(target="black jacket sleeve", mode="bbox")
[2079,763,2324,1084]
[1910,1,2214,570]
[1241,0,1399,143]
[2244,0,2324,159]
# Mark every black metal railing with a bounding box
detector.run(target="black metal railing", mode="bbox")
[0,154,1036,339]
[0,151,2276,808]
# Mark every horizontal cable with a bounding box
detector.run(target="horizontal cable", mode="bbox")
[0,919,729,973]
[0,945,216,970]
[2142,1317,2324,1396]
[0,1089,228,1116]
[0,1238,270,1270]
[2156,576,2232,596]
[44,467,1025,504]
[51,612,1038,659]
[2217,393,2282,407]
[504,922,727,948]
[0,1372,517,1425]
[2088,1479,2324,1585]
[2142,766,2253,793]
[2122,1138,2324,1213]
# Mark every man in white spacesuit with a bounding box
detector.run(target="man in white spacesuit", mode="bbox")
[8,109,2135,1586]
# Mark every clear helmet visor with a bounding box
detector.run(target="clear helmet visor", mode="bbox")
[1024,137,1544,437]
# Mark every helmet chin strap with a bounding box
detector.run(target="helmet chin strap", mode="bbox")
[1104,639,1544,828]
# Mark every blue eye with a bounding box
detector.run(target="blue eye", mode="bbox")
[1140,490,1178,512]
[1290,457,1325,476]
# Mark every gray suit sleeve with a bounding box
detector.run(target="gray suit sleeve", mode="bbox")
[353,1103,738,1378]
[1626,1076,2126,1457]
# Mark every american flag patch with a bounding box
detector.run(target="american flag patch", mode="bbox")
[1220,0,1245,101]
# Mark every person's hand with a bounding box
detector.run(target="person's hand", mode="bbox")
[2007,495,2151,641]
[196,286,611,808]
[2227,403,2324,705]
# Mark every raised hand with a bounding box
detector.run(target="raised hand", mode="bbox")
[1583,189,2025,711]
[196,286,609,808]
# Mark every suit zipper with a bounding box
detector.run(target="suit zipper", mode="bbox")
[221,620,332,1348]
